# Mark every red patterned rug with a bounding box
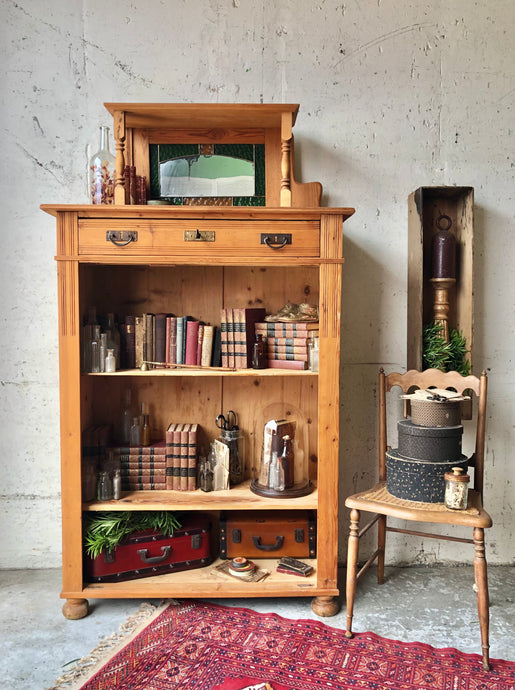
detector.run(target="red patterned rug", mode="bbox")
[54,600,515,690]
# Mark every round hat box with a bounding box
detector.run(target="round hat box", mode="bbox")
[410,398,461,427]
[397,419,463,462]
[386,449,468,503]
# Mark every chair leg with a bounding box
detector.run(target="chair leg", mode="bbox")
[473,527,490,671]
[345,508,360,638]
[377,515,386,584]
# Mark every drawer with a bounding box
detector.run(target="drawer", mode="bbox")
[78,219,320,259]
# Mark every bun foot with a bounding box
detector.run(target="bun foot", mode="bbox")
[62,598,89,620]
[311,595,340,617]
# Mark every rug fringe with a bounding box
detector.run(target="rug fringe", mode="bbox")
[46,600,176,690]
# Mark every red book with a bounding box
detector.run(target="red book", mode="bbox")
[266,359,308,370]
[185,320,199,365]
[111,441,168,456]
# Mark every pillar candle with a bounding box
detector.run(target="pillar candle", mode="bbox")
[432,227,456,279]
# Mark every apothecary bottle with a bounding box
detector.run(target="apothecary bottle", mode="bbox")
[444,467,469,510]
[252,334,266,369]
[97,470,113,501]
[89,126,115,205]
[112,469,122,500]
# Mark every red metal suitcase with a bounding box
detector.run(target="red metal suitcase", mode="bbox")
[84,513,212,582]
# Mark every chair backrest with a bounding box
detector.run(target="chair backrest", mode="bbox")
[378,368,488,499]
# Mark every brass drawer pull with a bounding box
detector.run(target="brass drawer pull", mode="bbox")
[261,233,291,249]
[106,230,138,246]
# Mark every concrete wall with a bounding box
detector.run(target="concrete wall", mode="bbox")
[1,0,513,569]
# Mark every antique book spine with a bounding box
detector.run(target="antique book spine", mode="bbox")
[112,440,168,455]
[185,320,199,365]
[227,308,235,369]
[211,326,222,367]
[181,316,192,364]
[122,479,167,490]
[135,315,145,369]
[172,423,183,490]
[266,349,309,361]
[176,317,184,365]
[154,312,167,366]
[187,423,198,491]
[201,324,215,367]
[232,308,245,369]
[169,317,177,365]
[264,336,312,347]
[266,359,308,370]
[165,423,176,490]
[180,424,190,491]
[120,467,166,477]
[144,313,155,367]
[196,323,204,366]
[220,308,228,367]
[165,316,171,364]
[122,315,136,369]
[255,322,319,336]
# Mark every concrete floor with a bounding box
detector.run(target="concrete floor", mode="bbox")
[1,565,513,690]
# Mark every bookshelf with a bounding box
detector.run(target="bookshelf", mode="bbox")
[42,104,354,620]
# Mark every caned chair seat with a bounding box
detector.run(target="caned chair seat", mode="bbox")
[345,481,492,529]
[344,368,492,671]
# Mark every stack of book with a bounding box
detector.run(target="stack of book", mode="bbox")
[165,423,198,491]
[122,313,221,369]
[111,440,167,491]
[254,321,319,370]
[220,307,266,369]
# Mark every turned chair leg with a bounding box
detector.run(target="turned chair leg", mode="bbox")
[473,527,490,671]
[345,508,360,638]
[377,514,386,584]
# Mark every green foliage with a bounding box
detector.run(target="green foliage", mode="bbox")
[422,322,470,376]
[84,511,181,559]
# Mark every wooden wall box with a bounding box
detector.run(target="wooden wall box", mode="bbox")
[407,186,474,371]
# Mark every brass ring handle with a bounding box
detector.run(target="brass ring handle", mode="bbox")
[106,231,138,246]
[263,236,288,249]
[251,535,285,551]
[137,546,171,564]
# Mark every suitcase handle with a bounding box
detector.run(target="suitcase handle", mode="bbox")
[137,546,171,564]
[251,535,284,551]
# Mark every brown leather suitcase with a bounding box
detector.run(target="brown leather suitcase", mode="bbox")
[84,513,212,582]
[220,510,316,559]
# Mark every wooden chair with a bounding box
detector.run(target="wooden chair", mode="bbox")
[344,368,492,670]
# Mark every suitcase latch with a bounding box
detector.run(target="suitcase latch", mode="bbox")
[103,550,116,564]
[231,528,242,544]
[295,528,305,543]
[191,534,201,549]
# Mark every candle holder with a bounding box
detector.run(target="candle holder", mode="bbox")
[430,277,456,343]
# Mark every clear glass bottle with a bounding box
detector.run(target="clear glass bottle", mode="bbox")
[82,307,98,372]
[97,470,113,501]
[112,469,122,500]
[90,325,101,373]
[129,416,142,447]
[105,348,116,373]
[444,467,469,510]
[99,332,107,372]
[120,388,133,445]
[89,126,115,205]
[308,336,319,372]
[106,313,120,368]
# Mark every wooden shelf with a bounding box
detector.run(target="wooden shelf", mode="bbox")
[86,368,317,378]
[69,558,331,600]
[84,481,318,511]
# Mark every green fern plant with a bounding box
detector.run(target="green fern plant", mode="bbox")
[422,322,470,376]
[84,511,181,559]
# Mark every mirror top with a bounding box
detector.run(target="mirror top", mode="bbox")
[103,103,300,130]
